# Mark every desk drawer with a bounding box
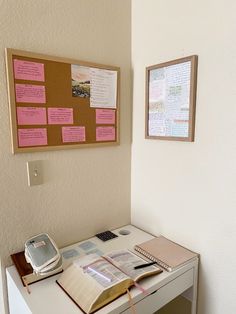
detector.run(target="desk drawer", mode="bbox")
[121,269,193,314]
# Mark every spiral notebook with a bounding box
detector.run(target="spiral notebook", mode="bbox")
[134,236,198,272]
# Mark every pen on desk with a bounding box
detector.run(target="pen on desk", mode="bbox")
[134,262,157,270]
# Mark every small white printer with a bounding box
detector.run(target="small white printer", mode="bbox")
[25,233,62,275]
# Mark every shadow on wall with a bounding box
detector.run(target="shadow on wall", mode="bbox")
[156,296,191,314]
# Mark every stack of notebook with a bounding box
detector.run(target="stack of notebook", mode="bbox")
[11,251,62,286]
[134,236,198,272]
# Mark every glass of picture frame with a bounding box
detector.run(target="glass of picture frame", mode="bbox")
[145,55,198,142]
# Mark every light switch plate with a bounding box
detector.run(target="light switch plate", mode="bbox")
[27,161,43,186]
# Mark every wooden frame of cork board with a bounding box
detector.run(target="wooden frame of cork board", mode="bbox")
[5,48,120,153]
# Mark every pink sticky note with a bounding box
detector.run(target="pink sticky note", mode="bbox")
[13,59,45,81]
[96,109,115,124]
[96,127,115,141]
[18,128,47,147]
[17,107,46,125]
[48,108,73,125]
[62,127,86,143]
[15,84,46,103]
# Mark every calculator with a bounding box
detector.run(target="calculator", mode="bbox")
[95,230,118,241]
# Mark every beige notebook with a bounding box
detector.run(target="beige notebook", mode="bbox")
[134,236,198,272]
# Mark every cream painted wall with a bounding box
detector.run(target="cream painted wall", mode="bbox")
[131,1,236,314]
[0,1,131,313]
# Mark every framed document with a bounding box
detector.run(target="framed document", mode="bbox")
[145,55,198,142]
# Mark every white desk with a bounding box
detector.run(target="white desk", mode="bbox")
[6,225,198,314]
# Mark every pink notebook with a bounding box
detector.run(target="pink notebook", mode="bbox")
[135,236,198,271]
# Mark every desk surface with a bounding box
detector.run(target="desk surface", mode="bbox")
[6,225,198,314]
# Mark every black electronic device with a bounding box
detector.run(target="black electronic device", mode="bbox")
[95,231,118,242]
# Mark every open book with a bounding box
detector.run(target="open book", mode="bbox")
[57,249,162,314]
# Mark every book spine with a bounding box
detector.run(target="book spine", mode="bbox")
[134,246,171,271]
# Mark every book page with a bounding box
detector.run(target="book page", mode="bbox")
[74,254,129,289]
[58,262,103,313]
[104,250,160,281]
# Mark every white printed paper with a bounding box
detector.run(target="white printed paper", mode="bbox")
[90,68,117,108]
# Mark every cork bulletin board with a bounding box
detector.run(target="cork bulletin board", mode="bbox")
[5,49,120,153]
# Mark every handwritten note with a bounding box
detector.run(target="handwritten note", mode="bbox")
[62,126,86,143]
[15,84,46,103]
[18,128,47,147]
[86,249,103,256]
[96,126,115,141]
[90,68,117,108]
[148,61,191,137]
[96,109,115,124]
[13,59,45,81]
[48,108,73,124]
[17,107,46,125]
[78,241,96,251]
[62,249,79,259]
